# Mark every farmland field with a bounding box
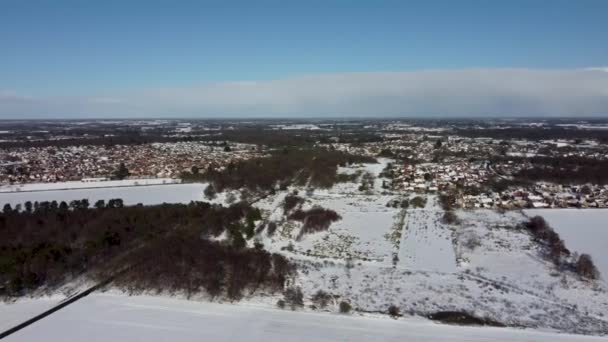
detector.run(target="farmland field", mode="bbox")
[0,182,207,207]
[3,293,605,342]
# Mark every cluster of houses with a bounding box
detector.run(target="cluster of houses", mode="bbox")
[329,130,608,210]
[394,162,491,193]
[0,141,261,184]
[461,183,608,209]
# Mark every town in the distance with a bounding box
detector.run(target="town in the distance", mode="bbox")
[1,118,607,337]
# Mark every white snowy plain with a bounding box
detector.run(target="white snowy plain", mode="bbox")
[0,183,208,207]
[3,293,606,342]
[0,178,179,193]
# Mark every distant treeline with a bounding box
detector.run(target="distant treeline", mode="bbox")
[212,129,383,147]
[182,148,377,192]
[0,133,212,149]
[0,200,294,300]
[0,128,383,149]
[513,156,608,185]
[454,128,608,143]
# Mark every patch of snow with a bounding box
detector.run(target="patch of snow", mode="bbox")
[0,183,208,207]
[0,178,179,193]
[3,293,606,342]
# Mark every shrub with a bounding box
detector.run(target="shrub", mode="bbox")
[441,211,459,225]
[266,221,278,236]
[411,196,427,208]
[204,184,217,200]
[463,233,481,251]
[288,207,341,238]
[283,194,304,213]
[388,305,400,318]
[438,193,456,210]
[276,299,286,309]
[339,301,352,313]
[284,286,304,310]
[576,254,599,280]
[311,290,332,309]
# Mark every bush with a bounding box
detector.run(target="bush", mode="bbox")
[411,196,427,208]
[204,184,217,200]
[283,194,304,213]
[339,301,352,313]
[284,286,304,310]
[463,233,481,251]
[312,290,332,309]
[276,299,286,309]
[288,207,341,239]
[388,305,400,318]
[441,211,459,225]
[266,221,278,236]
[438,193,456,210]
[576,254,599,280]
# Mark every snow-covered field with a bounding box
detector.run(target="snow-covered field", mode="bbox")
[0,296,63,332]
[252,160,608,335]
[398,197,457,273]
[525,209,608,280]
[0,183,208,207]
[3,293,606,342]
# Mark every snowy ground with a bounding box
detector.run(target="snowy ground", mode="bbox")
[525,209,608,280]
[3,293,606,342]
[0,296,64,332]
[0,178,179,192]
[0,183,208,207]
[398,196,457,273]
[252,161,608,335]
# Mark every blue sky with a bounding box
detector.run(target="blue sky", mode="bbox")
[0,0,607,118]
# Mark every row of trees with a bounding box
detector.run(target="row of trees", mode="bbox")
[0,132,212,149]
[520,216,599,280]
[514,156,608,185]
[455,127,608,144]
[2,198,125,215]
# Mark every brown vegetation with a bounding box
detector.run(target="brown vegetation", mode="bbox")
[0,200,294,299]
[288,207,341,239]
[520,216,599,279]
[182,148,376,192]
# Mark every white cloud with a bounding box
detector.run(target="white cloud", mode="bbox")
[1,68,608,118]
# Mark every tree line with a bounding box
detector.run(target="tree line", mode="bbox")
[514,156,608,185]
[519,216,599,280]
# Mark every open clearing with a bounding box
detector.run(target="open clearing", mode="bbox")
[3,293,606,342]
